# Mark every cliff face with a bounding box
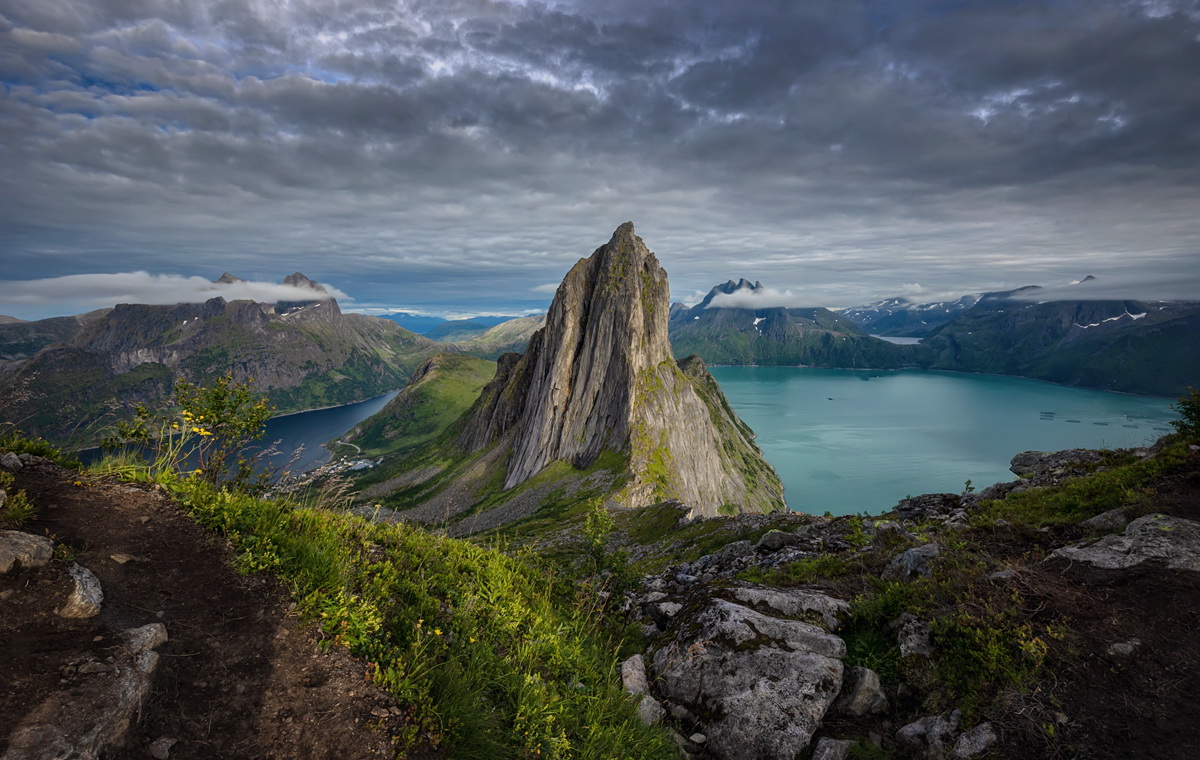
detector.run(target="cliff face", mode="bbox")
[459,223,785,516]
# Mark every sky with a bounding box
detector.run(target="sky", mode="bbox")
[1,0,1198,321]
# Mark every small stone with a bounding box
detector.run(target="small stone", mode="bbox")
[0,451,23,470]
[835,666,889,716]
[647,601,682,628]
[811,737,853,760]
[620,654,650,696]
[637,695,666,726]
[0,530,55,574]
[895,613,935,657]
[687,732,707,745]
[77,661,111,675]
[987,569,1015,582]
[389,706,401,716]
[111,553,136,565]
[93,635,104,642]
[149,736,177,759]
[993,518,1011,528]
[1106,639,1140,656]
[1080,508,1130,534]
[139,516,151,524]
[57,563,104,619]
[754,530,802,552]
[370,706,390,718]
[882,543,941,581]
[0,589,16,602]
[953,722,998,758]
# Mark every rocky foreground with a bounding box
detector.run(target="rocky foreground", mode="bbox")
[607,439,1200,759]
[3,437,1199,759]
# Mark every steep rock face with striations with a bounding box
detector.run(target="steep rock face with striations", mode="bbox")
[458,222,785,516]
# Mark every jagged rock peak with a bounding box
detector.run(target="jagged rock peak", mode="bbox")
[461,222,786,516]
[215,273,245,284]
[283,273,328,293]
[698,277,762,308]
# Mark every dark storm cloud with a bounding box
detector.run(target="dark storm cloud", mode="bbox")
[1,0,1197,320]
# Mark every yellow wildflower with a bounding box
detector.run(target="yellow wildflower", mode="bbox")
[433,628,442,636]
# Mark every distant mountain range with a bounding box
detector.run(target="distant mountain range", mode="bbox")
[668,280,911,368]
[837,294,982,337]
[916,286,1200,397]
[380,312,517,335]
[670,278,1199,397]
[0,274,442,444]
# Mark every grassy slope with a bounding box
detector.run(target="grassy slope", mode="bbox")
[338,353,497,458]
[63,441,675,759]
[453,316,544,360]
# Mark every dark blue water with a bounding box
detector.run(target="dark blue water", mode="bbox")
[707,367,1177,516]
[253,390,399,474]
[80,390,399,477]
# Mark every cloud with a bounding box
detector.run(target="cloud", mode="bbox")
[531,283,560,293]
[0,1,1197,320]
[1007,273,1200,303]
[0,272,347,311]
[706,285,836,310]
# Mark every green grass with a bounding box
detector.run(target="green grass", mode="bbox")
[0,427,81,468]
[738,553,854,586]
[339,354,497,459]
[87,453,675,759]
[974,443,1188,528]
[0,471,36,529]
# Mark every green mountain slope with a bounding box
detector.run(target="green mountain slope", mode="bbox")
[0,282,442,444]
[452,315,545,359]
[917,290,1200,396]
[669,280,914,368]
[338,352,496,458]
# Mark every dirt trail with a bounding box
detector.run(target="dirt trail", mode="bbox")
[1,461,437,760]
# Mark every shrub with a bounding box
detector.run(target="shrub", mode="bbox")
[1171,387,1200,440]
[101,375,273,491]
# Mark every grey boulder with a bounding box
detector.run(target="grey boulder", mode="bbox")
[882,543,941,581]
[0,530,54,574]
[726,584,850,631]
[1050,514,1200,572]
[649,598,845,760]
[834,666,889,716]
[58,563,104,618]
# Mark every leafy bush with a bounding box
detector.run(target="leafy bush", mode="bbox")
[101,375,273,491]
[1172,387,1200,440]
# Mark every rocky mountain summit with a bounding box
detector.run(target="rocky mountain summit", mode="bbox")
[360,223,785,524]
[461,223,783,513]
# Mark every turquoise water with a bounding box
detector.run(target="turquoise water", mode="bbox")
[707,367,1177,516]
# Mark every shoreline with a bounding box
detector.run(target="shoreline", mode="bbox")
[268,388,402,419]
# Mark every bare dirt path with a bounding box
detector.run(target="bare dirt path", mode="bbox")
[2,460,438,760]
